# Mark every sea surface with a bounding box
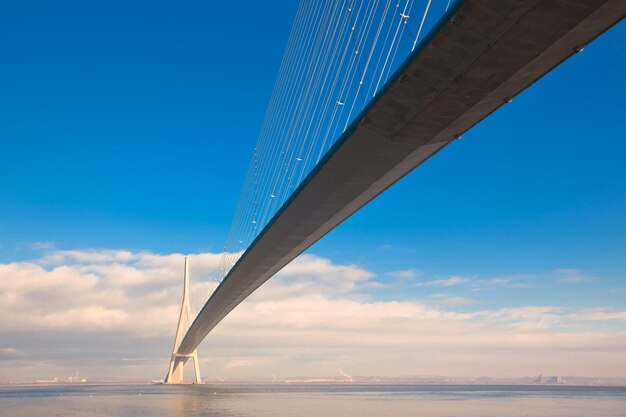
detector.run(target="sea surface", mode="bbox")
[1,384,625,417]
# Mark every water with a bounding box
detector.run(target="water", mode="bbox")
[1,384,625,417]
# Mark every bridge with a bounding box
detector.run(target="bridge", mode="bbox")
[164,0,625,383]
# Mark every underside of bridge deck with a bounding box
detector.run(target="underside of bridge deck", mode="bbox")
[177,0,625,355]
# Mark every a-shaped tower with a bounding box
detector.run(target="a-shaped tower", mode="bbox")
[164,257,201,384]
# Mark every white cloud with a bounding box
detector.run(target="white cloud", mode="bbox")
[471,276,533,290]
[41,249,138,265]
[386,269,420,280]
[416,276,469,287]
[556,268,598,283]
[0,348,27,359]
[434,296,478,306]
[30,241,56,250]
[0,249,625,381]
[277,254,374,294]
[568,308,626,321]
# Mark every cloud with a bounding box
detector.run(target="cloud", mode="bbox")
[30,241,56,250]
[41,249,138,265]
[386,269,420,280]
[0,249,625,381]
[416,276,469,287]
[378,244,414,253]
[237,255,377,302]
[0,348,27,360]
[431,295,478,306]
[568,308,626,321]
[556,269,598,284]
[225,357,265,369]
[471,275,533,290]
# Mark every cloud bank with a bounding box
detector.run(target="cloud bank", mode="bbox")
[1,248,625,381]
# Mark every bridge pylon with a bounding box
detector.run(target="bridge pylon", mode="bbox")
[164,257,201,384]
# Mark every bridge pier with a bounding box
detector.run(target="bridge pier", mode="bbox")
[164,257,202,384]
[165,352,201,384]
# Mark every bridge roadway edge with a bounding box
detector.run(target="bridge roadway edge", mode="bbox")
[177,0,626,355]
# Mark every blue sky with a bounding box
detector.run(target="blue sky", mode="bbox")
[0,1,625,380]
[1,0,624,295]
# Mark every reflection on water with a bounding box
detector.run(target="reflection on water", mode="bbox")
[1,384,625,417]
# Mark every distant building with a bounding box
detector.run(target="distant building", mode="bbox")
[548,376,565,384]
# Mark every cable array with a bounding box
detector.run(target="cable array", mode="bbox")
[192,0,456,317]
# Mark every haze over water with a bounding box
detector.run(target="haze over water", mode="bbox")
[2,384,625,417]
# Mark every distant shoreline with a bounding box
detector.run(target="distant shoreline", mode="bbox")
[2,381,625,389]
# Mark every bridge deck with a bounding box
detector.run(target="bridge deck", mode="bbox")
[178,0,625,355]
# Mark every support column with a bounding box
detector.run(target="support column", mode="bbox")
[164,257,202,384]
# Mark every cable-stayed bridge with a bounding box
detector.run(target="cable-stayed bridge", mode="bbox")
[164,0,625,383]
